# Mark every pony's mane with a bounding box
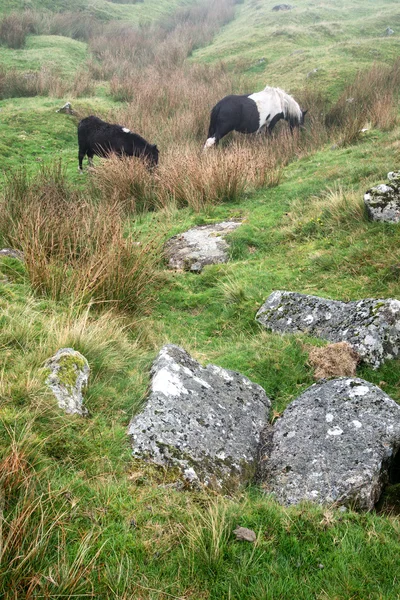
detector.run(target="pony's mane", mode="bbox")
[262,86,302,123]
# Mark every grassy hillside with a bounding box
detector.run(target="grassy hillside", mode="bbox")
[194,0,400,96]
[1,0,400,598]
[0,0,193,23]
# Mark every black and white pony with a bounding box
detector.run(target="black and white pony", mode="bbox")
[78,116,159,171]
[204,86,307,148]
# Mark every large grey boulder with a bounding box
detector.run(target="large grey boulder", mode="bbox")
[256,290,400,368]
[128,344,270,489]
[260,378,400,510]
[164,221,241,273]
[364,172,400,222]
[44,348,89,416]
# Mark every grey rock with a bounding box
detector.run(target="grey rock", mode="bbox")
[0,248,24,261]
[256,290,400,368]
[272,4,293,10]
[233,527,257,542]
[260,378,400,510]
[364,172,400,222]
[164,221,241,273]
[384,27,394,36]
[307,68,319,78]
[56,101,76,115]
[128,344,270,490]
[44,348,89,416]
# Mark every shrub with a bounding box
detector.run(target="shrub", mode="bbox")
[0,162,160,314]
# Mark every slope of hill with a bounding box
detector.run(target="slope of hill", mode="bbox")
[0,0,192,22]
[1,0,400,598]
[194,0,400,95]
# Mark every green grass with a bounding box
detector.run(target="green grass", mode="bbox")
[1,0,400,597]
[0,0,195,23]
[193,0,400,96]
[0,34,87,73]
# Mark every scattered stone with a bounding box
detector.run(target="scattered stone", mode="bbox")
[56,101,75,115]
[0,248,24,261]
[233,527,257,542]
[128,344,270,490]
[260,378,400,510]
[272,4,293,11]
[44,348,90,416]
[164,221,241,273]
[364,172,400,223]
[384,27,394,36]
[256,290,400,368]
[307,68,319,78]
[308,342,359,380]
[346,97,355,103]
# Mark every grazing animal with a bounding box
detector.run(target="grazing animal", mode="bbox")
[78,116,159,171]
[204,86,307,148]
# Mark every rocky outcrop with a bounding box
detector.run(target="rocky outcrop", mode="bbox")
[44,348,89,416]
[364,172,400,222]
[128,345,270,490]
[260,378,400,510]
[256,290,400,368]
[164,221,241,273]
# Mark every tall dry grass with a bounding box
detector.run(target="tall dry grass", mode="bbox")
[0,163,160,313]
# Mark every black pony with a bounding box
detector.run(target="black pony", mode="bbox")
[204,86,306,148]
[78,116,159,170]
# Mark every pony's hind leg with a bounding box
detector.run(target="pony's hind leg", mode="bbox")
[78,148,87,172]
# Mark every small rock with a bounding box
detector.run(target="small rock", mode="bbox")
[56,101,75,115]
[44,348,89,416]
[0,248,24,261]
[272,4,293,11]
[384,27,394,36]
[233,527,257,542]
[307,68,319,78]
[164,221,242,273]
[364,172,400,222]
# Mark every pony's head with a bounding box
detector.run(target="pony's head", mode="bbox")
[300,109,308,126]
[146,144,159,167]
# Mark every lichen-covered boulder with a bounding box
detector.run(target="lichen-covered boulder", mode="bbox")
[44,348,89,416]
[128,344,270,490]
[364,172,400,222]
[256,290,400,368]
[260,378,400,510]
[164,221,241,273]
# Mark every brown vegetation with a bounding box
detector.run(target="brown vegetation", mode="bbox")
[0,163,160,313]
[308,342,360,380]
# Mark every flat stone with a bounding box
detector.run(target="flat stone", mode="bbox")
[364,172,400,222]
[128,344,270,490]
[272,4,293,10]
[260,378,400,510]
[0,248,24,261]
[44,348,89,416]
[164,221,241,273]
[256,290,400,368]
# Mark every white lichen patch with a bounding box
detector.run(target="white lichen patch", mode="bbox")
[325,413,334,423]
[152,368,189,397]
[327,426,343,436]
